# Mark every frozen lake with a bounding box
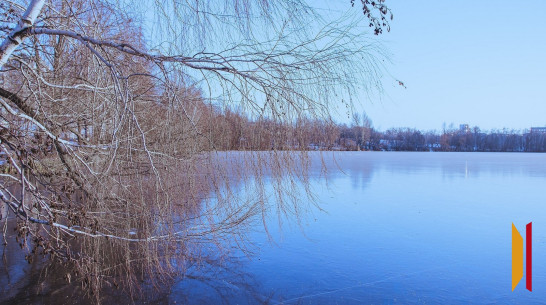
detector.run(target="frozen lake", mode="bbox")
[2,151,545,304]
[172,151,546,304]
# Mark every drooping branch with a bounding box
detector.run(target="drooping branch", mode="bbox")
[0,0,392,300]
[0,88,79,147]
[0,87,95,147]
[0,87,40,119]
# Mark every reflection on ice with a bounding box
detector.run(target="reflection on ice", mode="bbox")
[2,152,546,304]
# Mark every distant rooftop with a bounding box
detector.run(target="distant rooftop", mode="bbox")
[530,127,546,133]
[459,124,470,133]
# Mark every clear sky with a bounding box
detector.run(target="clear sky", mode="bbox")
[348,1,546,132]
[139,1,546,132]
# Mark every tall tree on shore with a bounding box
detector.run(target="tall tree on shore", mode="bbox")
[0,0,390,300]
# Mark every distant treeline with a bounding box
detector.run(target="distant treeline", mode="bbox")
[359,127,546,152]
[210,109,546,152]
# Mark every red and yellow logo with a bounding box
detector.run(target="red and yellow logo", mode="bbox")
[512,222,532,291]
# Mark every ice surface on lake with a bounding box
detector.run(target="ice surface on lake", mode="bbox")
[172,152,546,304]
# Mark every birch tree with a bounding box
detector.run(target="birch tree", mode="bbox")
[0,0,390,301]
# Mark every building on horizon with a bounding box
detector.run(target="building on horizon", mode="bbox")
[530,127,546,134]
[459,124,470,133]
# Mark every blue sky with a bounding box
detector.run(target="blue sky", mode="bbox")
[140,1,546,132]
[348,1,546,131]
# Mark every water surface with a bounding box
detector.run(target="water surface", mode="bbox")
[2,152,545,304]
[172,152,546,304]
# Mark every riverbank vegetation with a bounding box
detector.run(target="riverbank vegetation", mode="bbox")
[0,0,392,302]
[160,106,546,152]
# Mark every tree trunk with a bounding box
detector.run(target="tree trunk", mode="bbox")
[0,0,46,69]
